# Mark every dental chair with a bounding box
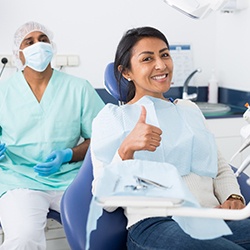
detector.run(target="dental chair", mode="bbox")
[60,148,127,250]
[60,62,250,250]
[231,166,250,204]
[104,62,128,104]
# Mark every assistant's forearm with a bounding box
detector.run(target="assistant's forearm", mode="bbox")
[71,138,90,162]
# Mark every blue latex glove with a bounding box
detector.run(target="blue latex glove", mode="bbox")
[34,148,73,176]
[0,143,6,161]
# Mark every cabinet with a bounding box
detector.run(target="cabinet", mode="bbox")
[206,117,250,176]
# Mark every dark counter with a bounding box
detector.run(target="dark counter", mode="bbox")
[96,87,249,119]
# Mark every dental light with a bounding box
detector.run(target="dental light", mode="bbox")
[163,0,248,19]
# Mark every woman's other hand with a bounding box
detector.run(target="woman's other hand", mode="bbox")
[216,198,245,209]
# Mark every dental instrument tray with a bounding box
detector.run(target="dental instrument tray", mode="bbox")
[96,196,250,220]
[95,196,184,208]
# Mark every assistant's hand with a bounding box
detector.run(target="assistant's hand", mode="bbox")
[0,143,6,161]
[34,148,73,176]
[118,105,162,160]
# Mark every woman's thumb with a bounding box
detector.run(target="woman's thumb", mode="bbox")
[138,105,147,123]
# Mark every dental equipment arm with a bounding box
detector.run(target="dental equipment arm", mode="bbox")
[163,0,248,19]
[230,105,250,162]
[234,154,250,177]
[230,134,250,162]
[163,0,229,19]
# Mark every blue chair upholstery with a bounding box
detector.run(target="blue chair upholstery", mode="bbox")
[231,166,250,204]
[60,148,127,250]
[104,62,128,103]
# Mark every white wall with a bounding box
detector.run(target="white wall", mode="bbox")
[0,0,249,91]
[216,8,250,91]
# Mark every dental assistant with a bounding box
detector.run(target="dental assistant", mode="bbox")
[0,21,104,249]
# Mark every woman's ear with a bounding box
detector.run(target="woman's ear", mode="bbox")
[118,65,131,81]
[118,65,123,73]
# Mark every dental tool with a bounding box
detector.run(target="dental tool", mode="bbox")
[134,176,172,190]
[230,133,250,162]
[230,103,250,162]
[234,154,250,177]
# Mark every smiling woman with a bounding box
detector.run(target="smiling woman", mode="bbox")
[90,26,250,250]
[120,37,173,103]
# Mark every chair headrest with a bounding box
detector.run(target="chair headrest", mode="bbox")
[104,62,129,103]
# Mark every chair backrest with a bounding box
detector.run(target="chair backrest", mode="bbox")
[104,62,129,103]
[60,148,127,250]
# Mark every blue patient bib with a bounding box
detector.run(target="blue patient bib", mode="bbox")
[92,96,218,177]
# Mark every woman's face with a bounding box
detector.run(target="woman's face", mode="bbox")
[124,37,173,102]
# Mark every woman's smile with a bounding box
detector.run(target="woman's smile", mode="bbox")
[123,37,173,101]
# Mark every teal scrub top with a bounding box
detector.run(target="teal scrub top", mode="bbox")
[0,69,104,196]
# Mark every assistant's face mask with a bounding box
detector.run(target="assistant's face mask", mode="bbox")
[20,42,54,72]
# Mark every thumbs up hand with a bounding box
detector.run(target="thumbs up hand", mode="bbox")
[118,105,162,160]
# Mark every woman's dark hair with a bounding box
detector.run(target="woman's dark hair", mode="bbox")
[114,26,169,102]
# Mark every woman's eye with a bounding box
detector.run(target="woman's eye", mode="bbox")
[143,57,152,62]
[162,53,170,58]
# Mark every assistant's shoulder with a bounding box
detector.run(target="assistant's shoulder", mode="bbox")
[52,70,93,88]
[0,71,22,90]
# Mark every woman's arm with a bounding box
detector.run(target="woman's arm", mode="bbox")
[214,150,245,209]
